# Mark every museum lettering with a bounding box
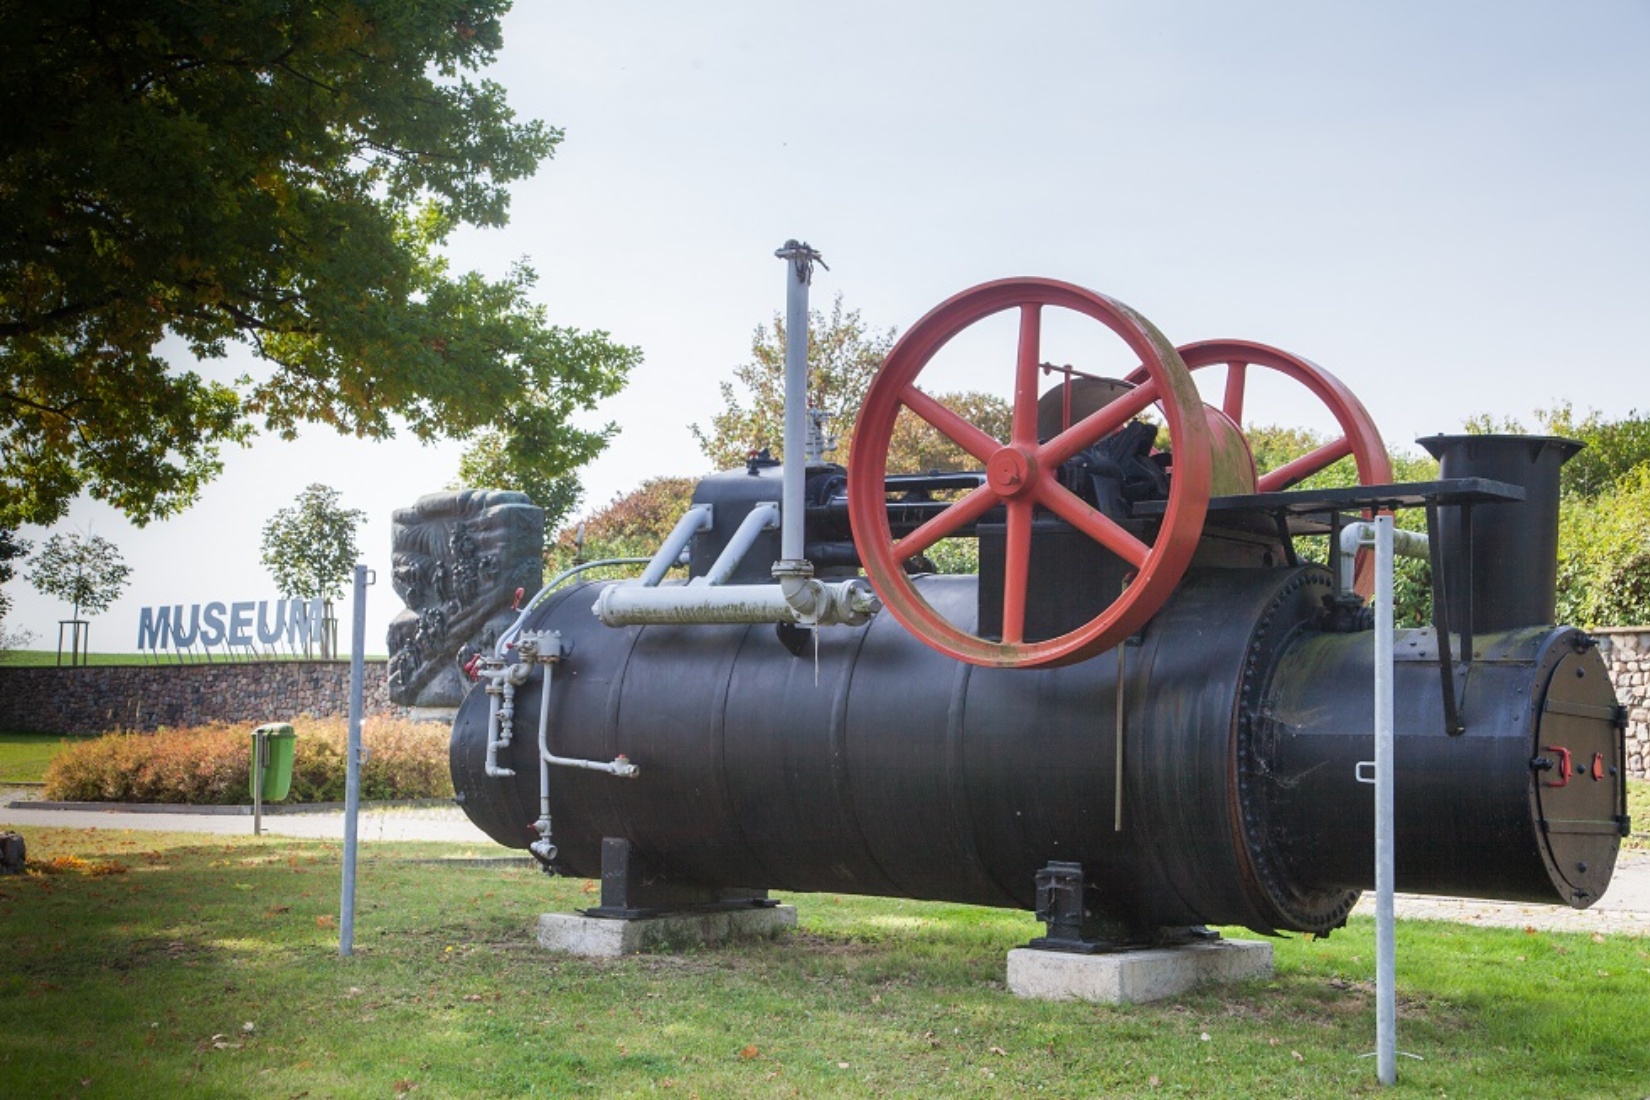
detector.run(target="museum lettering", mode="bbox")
[135,598,325,651]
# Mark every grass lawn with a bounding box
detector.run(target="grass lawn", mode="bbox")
[0,733,98,784]
[1,827,1646,1099]
[1634,778,1649,851]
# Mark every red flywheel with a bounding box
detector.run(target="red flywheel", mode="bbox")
[847,278,1213,669]
[1133,341,1392,596]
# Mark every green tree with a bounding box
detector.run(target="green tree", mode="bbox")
[691,294,895,469]
[1468,407,1650,626]
[1466,404,1650,500]
[449,428,583,533]
[0,528,30,639]
[27,531,131,623]
[1555,466,1650,628]
[1,1,638,529]
[545,476,698,578]
[887,391,1013,474]
[261,483,366,656]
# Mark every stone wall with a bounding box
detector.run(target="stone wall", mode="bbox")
[1595,628,1649,780]
[0,661,401,735]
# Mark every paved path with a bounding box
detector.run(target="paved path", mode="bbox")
[0,788,492,845]
[5,788,1647,935]
[1350,851,1650,936]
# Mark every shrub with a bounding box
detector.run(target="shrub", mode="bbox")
[1556,465,1650,628]
[42,718,453,805]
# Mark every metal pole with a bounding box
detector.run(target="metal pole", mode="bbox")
[252,729,263,837]
[775,240,817,566]
[339,564,370,957]
[1374,515,1397,1085]
[1113,643,1125,832]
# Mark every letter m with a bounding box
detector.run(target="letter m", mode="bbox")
[136,606,174,651]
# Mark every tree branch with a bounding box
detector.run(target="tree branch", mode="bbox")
[0,296,120,339]
[0,389,90,420]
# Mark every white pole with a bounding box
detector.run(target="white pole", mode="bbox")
[252,729,263,837]
[774,240,819,568]
[339,564,370,957]
[1374,515,1397,1085]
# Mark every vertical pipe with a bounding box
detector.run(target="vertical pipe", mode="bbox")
[1374,516,1396,1085]
[777,240,814,565]
[537,658,553,847]
[252,729,263,837]
[340,563,368,957]
[1113,643,1125,832]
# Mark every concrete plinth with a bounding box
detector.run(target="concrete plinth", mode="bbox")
[1007,940,1274,1004]
[535,905,797,957]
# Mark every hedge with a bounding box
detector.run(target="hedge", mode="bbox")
[41,717,452,804]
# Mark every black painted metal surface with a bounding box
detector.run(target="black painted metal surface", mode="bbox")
[1418,435,1581,635]
[450,564,1625,938]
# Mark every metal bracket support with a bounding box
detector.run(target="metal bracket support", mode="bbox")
[580,837,776,920]
[1026,861,1114,954]
[1423,502,1467,735]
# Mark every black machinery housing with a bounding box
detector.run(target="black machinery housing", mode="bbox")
[451,435,1628,940]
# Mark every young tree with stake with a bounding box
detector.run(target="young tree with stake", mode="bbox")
[260,485,367,658]
[26,533,131,663]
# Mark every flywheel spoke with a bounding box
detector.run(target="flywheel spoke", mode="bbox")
[1257,435,1352,492]
[1223,361,1247,425]
[893,483,999,561]
[1040,377,1161,468]
[1012,305,1042,446]
[1000,498,1032,644]
[1037,479,1151,569]
[900,385,1002,466]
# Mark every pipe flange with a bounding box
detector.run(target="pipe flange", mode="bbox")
[771,558,815,581]
[1234,568,1362,933]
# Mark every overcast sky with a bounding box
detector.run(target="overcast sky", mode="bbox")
[7,0,1647,655]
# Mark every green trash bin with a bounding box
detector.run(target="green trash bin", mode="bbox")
[250,723,297,802]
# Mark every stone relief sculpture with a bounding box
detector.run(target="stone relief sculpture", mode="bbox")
[387,490,543,709]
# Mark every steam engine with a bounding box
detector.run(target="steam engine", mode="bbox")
[450,275,1627,945]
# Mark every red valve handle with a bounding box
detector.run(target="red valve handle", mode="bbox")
[511,587,526,612]
[462,653,484,682]
[1541,745,1572,788]
[847,278,1212,669]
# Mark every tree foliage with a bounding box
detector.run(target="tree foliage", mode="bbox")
[0,528,29,624]
[1,1,638,528]
[260,484,366,603]
[1468,406,1650,627]
[449,428,583,532]
[26,532,131,620]
[689,293,1018,483]
[1465,403,1650,499]
[545,476,698,576]
[1556,466,1650,628]
[887,392,1012,474]
[691,294,895,469]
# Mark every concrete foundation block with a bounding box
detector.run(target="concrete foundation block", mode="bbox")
[535,905,797,958]
[1007,940,1274,1005]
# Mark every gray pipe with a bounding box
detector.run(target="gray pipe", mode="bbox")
[695,502,778,586]
[1339,521,1428,595]
[776,240,815,567]
[339,563,370,957]
[495,556,655,658]
[1373,516,1397,1084]
[640,505,713,588]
